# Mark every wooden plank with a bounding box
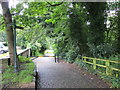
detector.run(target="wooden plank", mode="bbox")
[82,57,120,73]
[93,59,96,70]
[109,60,120,63]
[82,57,120,63]
[96,64,106,68]
[84,62,120,72]
[111,67,120,72]
[0,48,30,60]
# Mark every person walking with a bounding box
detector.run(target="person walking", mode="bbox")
[55,53,59,63]
[55,54,57,63]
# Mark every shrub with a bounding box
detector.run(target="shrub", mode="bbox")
[18,56,32,63]
[88,43,116,58]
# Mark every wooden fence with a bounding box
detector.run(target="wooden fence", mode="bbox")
[0,48,31,66]
[82,56,120,76]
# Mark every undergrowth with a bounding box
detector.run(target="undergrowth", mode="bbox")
[1,56,35,88]
[73,55,120,88]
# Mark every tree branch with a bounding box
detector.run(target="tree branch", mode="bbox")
[0,22,4,26]
[45,0,64,7]
[11,9,23,16]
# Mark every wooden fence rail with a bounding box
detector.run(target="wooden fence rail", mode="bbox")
[0,48,31,66]
[82,56,120,76]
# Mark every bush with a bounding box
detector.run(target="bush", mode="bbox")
[18,56,32,63]
[88,43,116,58]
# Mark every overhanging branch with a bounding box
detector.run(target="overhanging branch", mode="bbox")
[11,9,23,16]
[0,22,4,26]
[45,0,64,6]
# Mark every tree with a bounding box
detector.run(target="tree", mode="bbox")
[69,3,89,56]
[85,2,107,46]
[1,2,14,65]
[117,10,120,54]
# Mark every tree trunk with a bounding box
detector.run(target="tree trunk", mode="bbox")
[1,2,14,65]
[85,2,107,46]
[117,10,120,54]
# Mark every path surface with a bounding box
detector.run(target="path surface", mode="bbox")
[33,57,109,88]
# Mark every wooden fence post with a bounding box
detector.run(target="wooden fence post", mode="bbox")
[84,58,86,62]
[106,60,112,75]
[93,59,96,70]
[28,49,30,57]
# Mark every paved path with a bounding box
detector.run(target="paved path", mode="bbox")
[33,57,109,88]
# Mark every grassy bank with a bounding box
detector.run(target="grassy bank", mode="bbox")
[1,56,35,88]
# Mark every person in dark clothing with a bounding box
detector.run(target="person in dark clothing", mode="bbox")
[57,54,59,63]
[55,54,59,63]
[55,54,57,63]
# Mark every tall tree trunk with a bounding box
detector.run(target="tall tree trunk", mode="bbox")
[85,2,107,46]
[117,10,120,54]
[1,2,14,65]
[69,3,89,56]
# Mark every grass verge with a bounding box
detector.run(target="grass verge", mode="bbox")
[1,56,35,88]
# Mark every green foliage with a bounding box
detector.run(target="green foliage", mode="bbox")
[0,14,6,42]
[74,55,120,88]
[2,67,17,80]
[1,1,119,88]
[84,2,107,46]
[18,56,32,63]
[35,51,43,56]
[2,57,34,87]
[65,44,80,63]
[99,72,120,88]
[9,2,119,59]
[88,43,116,57]
[20,76,33,83]
[107,55,120,69]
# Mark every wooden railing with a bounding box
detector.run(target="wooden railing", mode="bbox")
[0,48,31,66]
[82,56,120,76]
[17,48,30,57]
